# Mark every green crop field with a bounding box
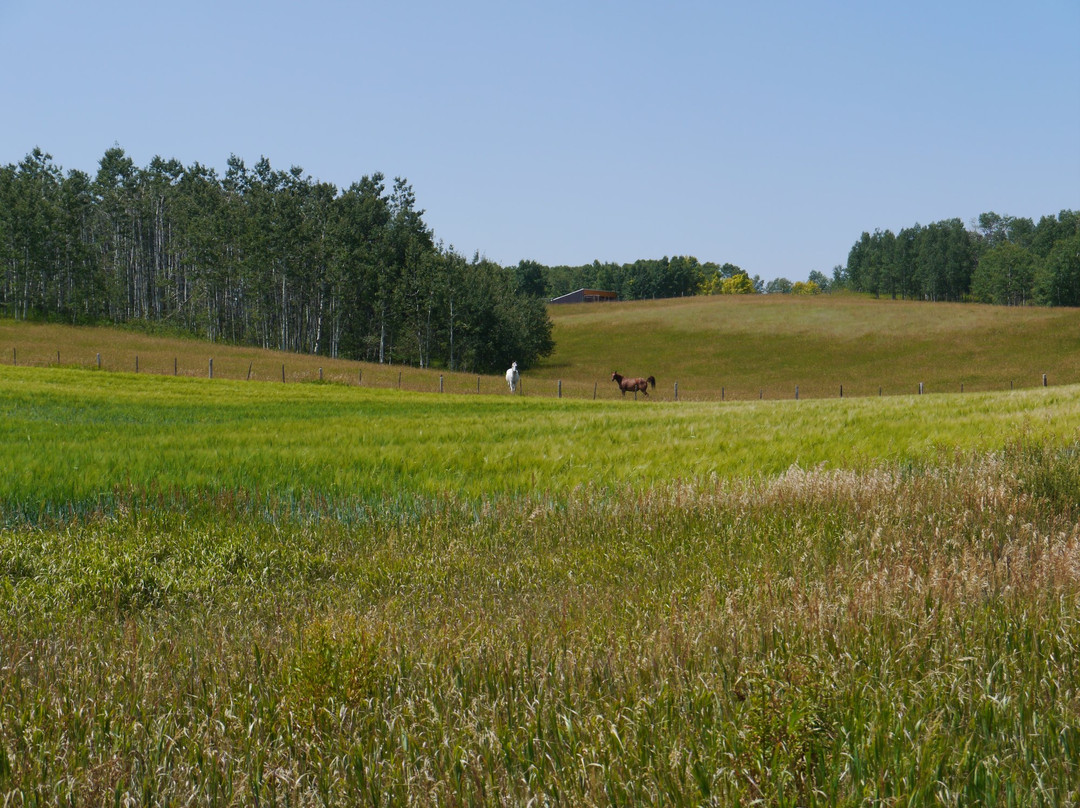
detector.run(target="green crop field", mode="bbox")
[0,364,1078,516]
[2,303,1080,805]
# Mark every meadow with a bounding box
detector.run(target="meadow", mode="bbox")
[2,301,1080,805]
[2,365,1079,518]
[7,293,1080,400]
[540,294,1080,400]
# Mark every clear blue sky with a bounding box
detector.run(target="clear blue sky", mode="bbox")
[2,0,1077,282]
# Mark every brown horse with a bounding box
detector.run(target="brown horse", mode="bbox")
[611,371,656,396]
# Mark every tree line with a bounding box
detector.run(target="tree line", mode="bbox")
[0,147,553,372]
[518,256,765,301]
[515,210,1080,306]
[840,211,1080,305]
[4,145,1077,375]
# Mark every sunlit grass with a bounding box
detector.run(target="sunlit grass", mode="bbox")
[2,320,1080,804]
[8,295,1080,402]
[0,318,508,394]
[2,364,1080,520]
[1,446,1078,804]
[540,294,1080,399]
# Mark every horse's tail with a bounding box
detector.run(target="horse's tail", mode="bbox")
[647,376,656,389]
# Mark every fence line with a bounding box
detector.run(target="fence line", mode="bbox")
[2,346,1062,403]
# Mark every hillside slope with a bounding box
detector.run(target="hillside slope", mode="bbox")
[537,294,1080,400]
[4,294,1080,400]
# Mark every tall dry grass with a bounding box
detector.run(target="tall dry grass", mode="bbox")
[1,443,1078,805]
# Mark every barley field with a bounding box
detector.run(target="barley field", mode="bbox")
[1,307,1080,805]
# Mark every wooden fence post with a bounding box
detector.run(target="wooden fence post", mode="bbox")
[558,379,562,398]
[594,382,597,400]
[282,364,285,383]
[1043,373,1048,387]
[174,357,178,376]
[97,353,101,369]
[209,358,213,379]
[440,374,444,393]
[247,362,252,381]
[674,381,678,401]
[795,385,799,400]
[135,355,139,373]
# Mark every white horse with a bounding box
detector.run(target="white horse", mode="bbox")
[505,361,520,393]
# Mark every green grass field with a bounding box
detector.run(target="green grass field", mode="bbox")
[540,294,1080,399]
[2,304,1080,805]
[6,293,1080,400]
[1,364,1078,518]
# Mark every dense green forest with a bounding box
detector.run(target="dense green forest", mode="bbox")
[840,211,1080,304]
[3,148,1078,371]
[515,211,1079,305]
[0,148,553,372]
[524,256,760,300]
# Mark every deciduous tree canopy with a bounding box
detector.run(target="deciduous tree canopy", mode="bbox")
[0,148,553,372]
[537,256,762,300]
[839,211,1080,305]
[3,145,1077,366]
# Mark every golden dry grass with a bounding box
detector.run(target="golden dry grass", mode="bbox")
[6,294,1080,401]
[538,294,1080,400]
[0,320,510,395]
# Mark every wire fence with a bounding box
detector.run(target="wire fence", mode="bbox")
[4,344,1060,403]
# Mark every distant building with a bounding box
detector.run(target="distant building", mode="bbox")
[549,288,618,304]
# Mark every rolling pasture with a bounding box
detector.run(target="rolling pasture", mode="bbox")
[540,293,1080,400]
[7,293,1080,400]
[2,299,1080,805]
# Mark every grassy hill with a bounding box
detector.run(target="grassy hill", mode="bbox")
[5,293,1079,400]
[2,302,1080,804]
[0,319,492,395]
[3,363,1078,519]
[537,293,1080,399]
